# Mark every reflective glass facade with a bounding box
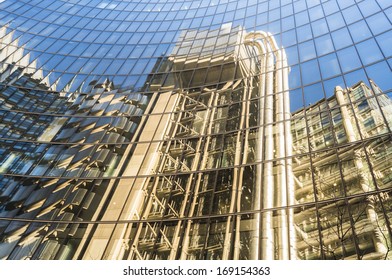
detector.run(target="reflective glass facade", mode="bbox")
[0,0,392,260]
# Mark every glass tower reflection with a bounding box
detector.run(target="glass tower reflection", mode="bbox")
[0,0,392,260]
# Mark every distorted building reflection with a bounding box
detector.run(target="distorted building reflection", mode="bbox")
[292,80,392,260]
[84,25,296,260]
[1,0,392,260]
[0,64,152,259]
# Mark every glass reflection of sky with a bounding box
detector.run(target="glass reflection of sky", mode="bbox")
[0,0,391,112]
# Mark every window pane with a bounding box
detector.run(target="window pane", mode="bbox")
[356,38,384,65]
[299,40,316,62]
[301,59,321,85]
[331,27,353,50]
[337,46,362,72]
[319,53,340,79]
[366,12,392,35]
[315,34,334,56]
[348,21,372,43]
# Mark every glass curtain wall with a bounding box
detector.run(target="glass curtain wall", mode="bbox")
[0,0,392,260]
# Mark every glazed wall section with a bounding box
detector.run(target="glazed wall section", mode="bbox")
[0,0,391,260]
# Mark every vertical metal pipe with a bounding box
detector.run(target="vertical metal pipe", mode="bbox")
[244,37,266,260]
[243,31,293,260]
[252,57,265,260]
[245,32,278,260]
[274,47,290,260]
[272,41,296,259]
[282,50,297,259]
[261,37,275,260]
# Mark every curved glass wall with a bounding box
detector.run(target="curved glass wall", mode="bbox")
[0,0,392,260]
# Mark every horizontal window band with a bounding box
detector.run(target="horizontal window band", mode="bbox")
[0,187,390,225]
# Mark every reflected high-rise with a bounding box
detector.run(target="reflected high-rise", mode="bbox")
[0,0,392,260]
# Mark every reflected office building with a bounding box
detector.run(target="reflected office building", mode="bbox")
[292,81,392,260]
[1,0,392,260]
